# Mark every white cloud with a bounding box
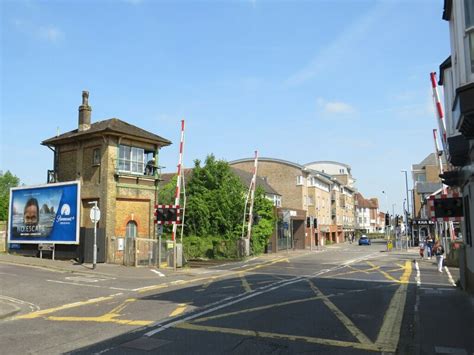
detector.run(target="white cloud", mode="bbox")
[38,25,64,42]
[11,19,64,43]
[286,2,393,86]
[317,97,356,115]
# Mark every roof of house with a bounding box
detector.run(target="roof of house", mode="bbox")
[230,157,355,189]
[42,118,172,146]
[355,193,379,209]
[231,168,281,196]
[304,160,351,169]
[229,157,305,171]
[412,153,446,170]
[159,167,281,196]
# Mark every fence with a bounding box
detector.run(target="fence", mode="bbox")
[123,237,170,267]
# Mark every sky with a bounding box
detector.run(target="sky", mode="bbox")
[0,0,450,215]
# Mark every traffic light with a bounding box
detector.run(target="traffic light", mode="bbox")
[395,215,399,226]
[385,213,390,226]
[154,206,165,224]
[439,170,461,187]
[313,218,318,229]
[306,217,311,228]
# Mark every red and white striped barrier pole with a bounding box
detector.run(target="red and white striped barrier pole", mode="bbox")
[246,150,258,241]
[172,119,185,243]
[430,72,447,152]
[172,120,185,270]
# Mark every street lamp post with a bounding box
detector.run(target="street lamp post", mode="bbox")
[401,170,411,247]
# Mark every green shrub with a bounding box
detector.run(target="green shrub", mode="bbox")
[183,235,238,260]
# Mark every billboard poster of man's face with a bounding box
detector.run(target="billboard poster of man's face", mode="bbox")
[8,182,80,244]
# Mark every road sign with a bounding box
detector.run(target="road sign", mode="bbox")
[90,206,101,223]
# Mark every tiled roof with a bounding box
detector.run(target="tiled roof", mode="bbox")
[42,118,172,146]
[355,193,379,209]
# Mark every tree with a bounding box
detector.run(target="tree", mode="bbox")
[0,171,20,221]
[185,155,246,239]
[250,186,276,254]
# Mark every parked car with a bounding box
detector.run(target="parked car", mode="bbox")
[359,235,371,246]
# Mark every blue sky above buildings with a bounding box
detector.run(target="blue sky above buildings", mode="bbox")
[1,0,449,214]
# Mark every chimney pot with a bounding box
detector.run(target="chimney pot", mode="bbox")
[78,90,92,131]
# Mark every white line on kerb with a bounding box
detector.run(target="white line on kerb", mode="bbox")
[151,270,165,277]
[414,260,421,287]
[444,266,456,287]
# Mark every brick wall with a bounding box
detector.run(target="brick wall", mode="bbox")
[230,160,305,210]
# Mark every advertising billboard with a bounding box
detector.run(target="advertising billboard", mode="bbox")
[8,181,80,244]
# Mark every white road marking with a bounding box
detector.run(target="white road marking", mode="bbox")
[144,253,376,337]
[444,266,456,287]
[414,260,421,287]
[0,295,40,312]
[151,270,165,277]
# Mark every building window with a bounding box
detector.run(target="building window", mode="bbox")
[125,221,137,238]
[296,176,304,185]
[465,0,474,73]
[307,196,314,206]
[93,148,101,166]
[118,145,144,174]
[416,174,426,182]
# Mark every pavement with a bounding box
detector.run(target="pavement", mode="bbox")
[1,242,473,354]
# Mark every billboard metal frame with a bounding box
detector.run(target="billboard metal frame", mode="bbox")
[7,181,81,245]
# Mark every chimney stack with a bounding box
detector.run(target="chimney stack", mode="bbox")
[78,90,92,131]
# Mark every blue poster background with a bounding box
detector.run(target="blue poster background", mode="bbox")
[9,182,79,244]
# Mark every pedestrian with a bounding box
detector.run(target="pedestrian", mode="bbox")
[419,240,425,259]
[433,240,445,273]
[425,235,434,260]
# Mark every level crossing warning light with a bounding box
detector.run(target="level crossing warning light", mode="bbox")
[154,204,181,224]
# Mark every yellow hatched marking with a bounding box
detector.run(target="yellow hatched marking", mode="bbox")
[169,303,187,317]
[47,316,152,326]
[307,280,373,345]
[46,298,152,326]
[366,261,399,283]
[240,273,252,292]
[193,294,331,323]
[15,295,116,320]
[329,265,379,278]
[175,322,387,352]
[386,267,405,273]
[375,261,412,350]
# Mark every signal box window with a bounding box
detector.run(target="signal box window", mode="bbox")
[118,145,144,174]
[92,148,101,166]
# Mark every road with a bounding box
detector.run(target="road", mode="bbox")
[1,241,472,354]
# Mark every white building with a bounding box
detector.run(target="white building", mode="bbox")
[438,0,474,293]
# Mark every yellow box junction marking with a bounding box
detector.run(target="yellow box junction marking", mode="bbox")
[169,304,188,317]
[15,295,117,320]
[375,260,412,351]
[175,322,384,352]
[366,261,400,283]
[47,298,153,326]
[307,279,373,345]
